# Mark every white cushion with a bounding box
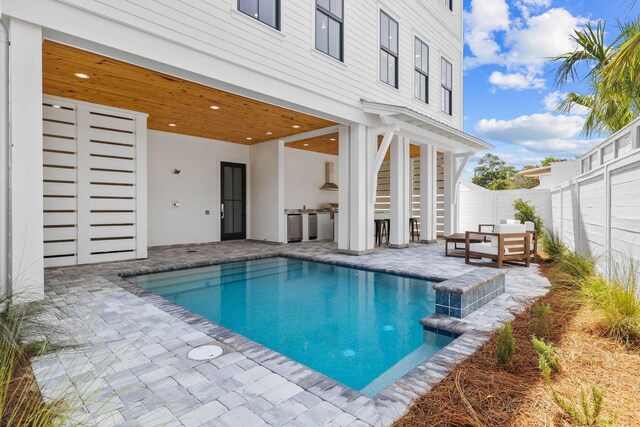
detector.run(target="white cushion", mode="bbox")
[500,219,520,224]
[524,221,535,232]
[494,224,526,234]
[469,242,498,256]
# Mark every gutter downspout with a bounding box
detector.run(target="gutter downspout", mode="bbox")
[0,20,9,307]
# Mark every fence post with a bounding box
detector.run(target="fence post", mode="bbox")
[604,164,611,278]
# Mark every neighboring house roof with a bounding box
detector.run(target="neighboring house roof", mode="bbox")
[517,165,551,177]
[459,180,489,192]
[360,100,493,153]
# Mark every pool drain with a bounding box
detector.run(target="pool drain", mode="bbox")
[187,345,223,361]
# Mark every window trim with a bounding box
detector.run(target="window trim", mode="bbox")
[443,0,453,11]
[441,57,453,116]
[315,0,344,62]
[237,0,281,30]
[379,10,399,89]
[414,36,429,104]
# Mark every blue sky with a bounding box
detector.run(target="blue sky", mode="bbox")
[462,0,640,178]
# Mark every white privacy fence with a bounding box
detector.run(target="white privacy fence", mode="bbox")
[458,184,551,233]
[551,118,640,276]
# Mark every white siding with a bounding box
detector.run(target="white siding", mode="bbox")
[3,0,464,127]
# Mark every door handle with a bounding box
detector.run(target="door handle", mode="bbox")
[221,203,225,219]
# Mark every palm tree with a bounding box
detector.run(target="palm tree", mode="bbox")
[552,19,640,137]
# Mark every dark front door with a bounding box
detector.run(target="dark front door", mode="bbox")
[220,162,246,241]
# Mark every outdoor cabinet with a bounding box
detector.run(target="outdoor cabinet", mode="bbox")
[308,213,318,240]
[287,214,303,243]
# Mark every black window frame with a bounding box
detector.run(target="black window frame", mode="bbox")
[315,0,344,62]
[379,10,399,89]
[238,0,281,30]
[441,57,453,116]
[444,0,453,11]
[414,37,429,104]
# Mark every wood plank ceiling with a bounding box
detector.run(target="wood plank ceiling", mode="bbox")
[285,134,421,159]
[42,41,336,145]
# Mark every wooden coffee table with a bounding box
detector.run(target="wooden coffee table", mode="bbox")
[444,233,484,257]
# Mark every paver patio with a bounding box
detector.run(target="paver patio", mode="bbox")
[32,241,550,426]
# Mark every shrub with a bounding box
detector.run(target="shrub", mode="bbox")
[541,230,567,262]
[556,251,597,282]
[0,297,72,426]
[552,382,614,426]
[530,302,552,339]
[513,198,543,234]
[581,259,640,344]
[496,322,516,365]
[532,337,560,374]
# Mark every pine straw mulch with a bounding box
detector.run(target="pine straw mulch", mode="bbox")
[1,351,49,427]
[394,263,640,427]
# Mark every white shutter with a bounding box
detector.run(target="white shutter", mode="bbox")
[42,96,148,267]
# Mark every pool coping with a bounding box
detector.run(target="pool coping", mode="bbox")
[109,251,498,426]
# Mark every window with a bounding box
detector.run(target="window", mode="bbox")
[441,58,453,115]
[443,0,453,11]
[315,0,344,61]
[380,10,399,88]
[414,37,429,103]
[238,0,280,30]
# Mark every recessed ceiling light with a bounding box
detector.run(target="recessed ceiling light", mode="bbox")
[210,105,220,110]
[74,73,90,79]
[329,138,336,141]
[265,131,273,135]
[52,105,62,109]
[168,123,177,127]
[246,137,253,140]
[292,125,301,129]
[303,143,310,146]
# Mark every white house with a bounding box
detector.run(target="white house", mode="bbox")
[0,0,491,302]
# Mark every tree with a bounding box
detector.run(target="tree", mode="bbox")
[553,20,640,137]
[512,174,539,189]
[472,154,517,189]
[540,156,567,167]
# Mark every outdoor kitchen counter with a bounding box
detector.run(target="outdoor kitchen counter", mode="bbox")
[284,208,338,214]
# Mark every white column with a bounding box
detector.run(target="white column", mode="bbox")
[349,124,372,254]
[443,151,457,236]
[420,144,438,243]
[338,126,350,251]
[338,124,373,255]
[8,19,43,302]
[390,135,410,248]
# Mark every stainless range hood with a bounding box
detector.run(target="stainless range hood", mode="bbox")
[320,162,338,191]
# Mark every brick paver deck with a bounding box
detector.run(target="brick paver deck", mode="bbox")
[32,241,550,426]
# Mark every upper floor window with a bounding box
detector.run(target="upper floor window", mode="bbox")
[443,0,453,11]
[315,0,344,61]
[238,0,280,30]
[441,58,453,115]
[380,10,399,88]
[414,37,429,103]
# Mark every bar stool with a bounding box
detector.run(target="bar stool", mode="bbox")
[409,218,419,242]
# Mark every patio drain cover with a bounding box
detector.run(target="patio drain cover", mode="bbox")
[187,345,223,361]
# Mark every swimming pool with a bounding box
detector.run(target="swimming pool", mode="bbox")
[128,257,454,396]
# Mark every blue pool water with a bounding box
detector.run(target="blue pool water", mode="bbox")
[129,257,453,396]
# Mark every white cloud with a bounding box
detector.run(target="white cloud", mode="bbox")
[464,1,588,90]
[474,113,594,154]
[542,91,591,115]
[464,0,510,67]
[489,71,545,90]
[504,8,587,70]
